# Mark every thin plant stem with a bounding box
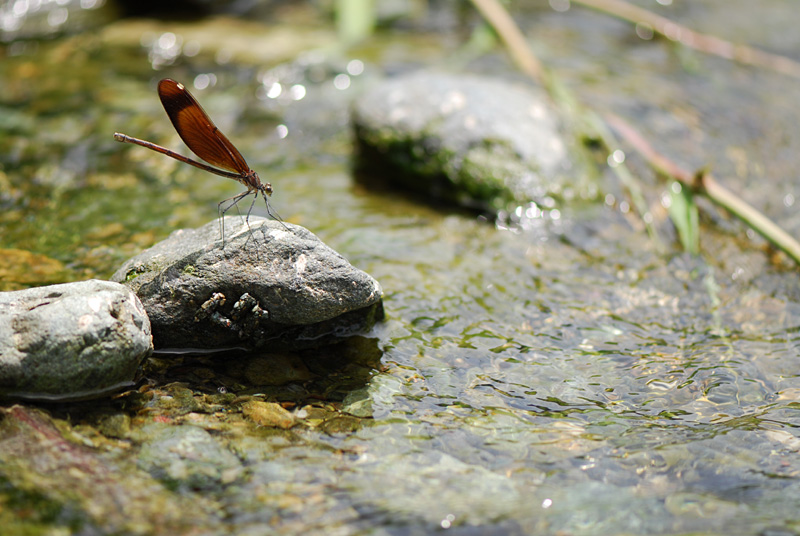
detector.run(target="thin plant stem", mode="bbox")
[469,0,544,83]
[606,114,800,264]
[572,0,800,79]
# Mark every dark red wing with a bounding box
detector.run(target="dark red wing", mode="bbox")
[157,79,250,174]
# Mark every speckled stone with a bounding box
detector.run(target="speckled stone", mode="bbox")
[112,216,384,351]
[0,279,152,400]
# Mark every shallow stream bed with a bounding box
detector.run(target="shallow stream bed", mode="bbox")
[2,1,800,534]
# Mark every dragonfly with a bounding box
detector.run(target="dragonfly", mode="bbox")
[114,78,284,241]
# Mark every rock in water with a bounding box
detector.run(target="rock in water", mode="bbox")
[352,71,576,212]
[136,424,243,491]
[111,216,384,350]
[0,279,152,400]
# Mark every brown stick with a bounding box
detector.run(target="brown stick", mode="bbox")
[572,0,800,79]
[469,0,545,83]
[606,114,800,264]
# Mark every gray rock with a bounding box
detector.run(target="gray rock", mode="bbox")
[352,71,573,211]
[0,279,152,400]
[111,216,384,350]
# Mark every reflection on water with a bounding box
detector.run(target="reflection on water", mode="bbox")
[0,0,107,42]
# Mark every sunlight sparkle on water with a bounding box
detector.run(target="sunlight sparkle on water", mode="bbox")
[549,0,570,12]
[215,48,233,65]
[290,84,306,101]
[266,82,282,99]
[333,73,351,90]
[148,31,183,69]
[193,73,216,90]
[2,0,103,34]
[440,514,456,529]
[183,40,200,57]
[158,32,177,50]
[46,6,67,26]
[346,59,365,76]
[636,22,655,40]
[660,190,672,209]
[607,149,625,167]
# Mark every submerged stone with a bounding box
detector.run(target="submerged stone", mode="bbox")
[0,279,152,400]
[352,71,573,211]
[111,216,384,351]
[0,406,209,533]
[136,424,242,491]
[241,400,297,429]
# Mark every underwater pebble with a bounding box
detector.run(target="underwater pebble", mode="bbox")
[0,406,199,533]
[111,216,384,350]
[241,400,297,429]
[0,279,152,400]
[136,424,242,491]
[352,71,571,211]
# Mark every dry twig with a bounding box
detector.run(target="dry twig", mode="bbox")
[606,114,800,264]
[572,0,800,79]
[469,0,545,83]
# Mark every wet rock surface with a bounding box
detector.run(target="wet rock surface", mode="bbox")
[111,216,384,351]
[136,423,243,491]
[0,405,215,534]
[352,71,576,211]
[0,279,152,400]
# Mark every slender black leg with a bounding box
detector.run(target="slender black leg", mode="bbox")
[217,189,253,245]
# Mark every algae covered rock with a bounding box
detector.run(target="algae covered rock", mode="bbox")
[353,71,574,211]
